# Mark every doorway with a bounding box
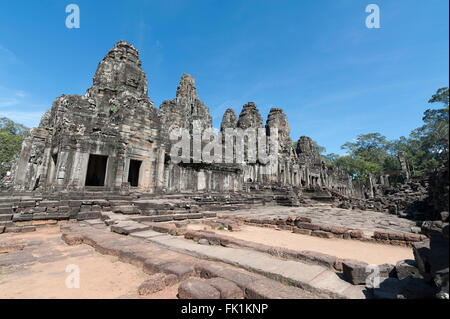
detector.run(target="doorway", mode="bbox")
[128,159,142,187]
[85,154,108,186]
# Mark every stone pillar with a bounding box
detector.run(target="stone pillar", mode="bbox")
[156,147,165,192]
[397,152,410,182]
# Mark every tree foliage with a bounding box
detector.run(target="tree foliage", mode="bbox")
[0,117,29,176]
[324,87,449,182]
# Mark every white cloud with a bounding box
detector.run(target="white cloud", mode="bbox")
[0,110,45,128]
[15,90,26,98]
[0,45,21,66]
[0,97,19,108]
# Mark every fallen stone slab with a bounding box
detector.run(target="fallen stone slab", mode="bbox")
[311,230,334,239]
[378,263,396,278]
[178,279,221,299]
[342,260,370,285]
[206,277,244,299]
[395,259,423,280]
[143,257,174,274]
[162,263,195,280]
[138,273,167,295]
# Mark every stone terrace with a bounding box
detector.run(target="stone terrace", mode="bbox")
[220,205,420,236]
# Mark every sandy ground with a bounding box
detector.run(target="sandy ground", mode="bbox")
[0,228,178,299]
[187,224,414,265]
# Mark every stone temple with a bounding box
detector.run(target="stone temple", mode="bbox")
[11,40,354,197]
[1,41,448,300]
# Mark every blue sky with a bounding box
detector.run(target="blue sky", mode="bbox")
[0,0,448,155]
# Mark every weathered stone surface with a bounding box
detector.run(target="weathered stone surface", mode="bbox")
[296,222,320,230]
[162,263,194,280]
[395,259,423,280]
[342,260,369,285]
[178,279,220,299]
[206,277,244,299]
[244,278,315,299]
[237,102,263,130]
[266,108,293,156]
[294,216,312,224]
[138,273,167,295]
[220,108,238,132]
[311,230,333,239]
[293,228,311,235]
[378,263,396,278]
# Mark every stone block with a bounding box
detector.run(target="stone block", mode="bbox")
[378,263,396,278]
[0,214,13,221]
[162,263,194,280]
[403,233,423,242]
[293,228,311,235]
[77,211,101,221]
[206,278,244,299]
[143,258,171,274]
[342,260,369,285]
[349,230,363,239]
[178,279,220,299]
[294,216,312,224]
[0,207,13,214]
[374,231,389,240]
[395,259,423,280]
[296,222,320,230]
[388,232,405,241]
[138,274,167,295]
[311,230,333,239]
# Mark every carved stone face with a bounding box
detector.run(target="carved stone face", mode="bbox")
[124,64,140,88]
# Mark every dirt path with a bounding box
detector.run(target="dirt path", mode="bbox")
[0,228,177,299]
[188,224,413,265]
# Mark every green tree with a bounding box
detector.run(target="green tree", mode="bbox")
[341,133,390,164]
[0,117,29,176]
[390,87,449,177]
[328,87,449,181]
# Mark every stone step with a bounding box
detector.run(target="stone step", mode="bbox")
[0,207,14,214]
[130,212,217,223]
[111,205,138,214]
[143,234,366,299]
[61,223,317,299]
